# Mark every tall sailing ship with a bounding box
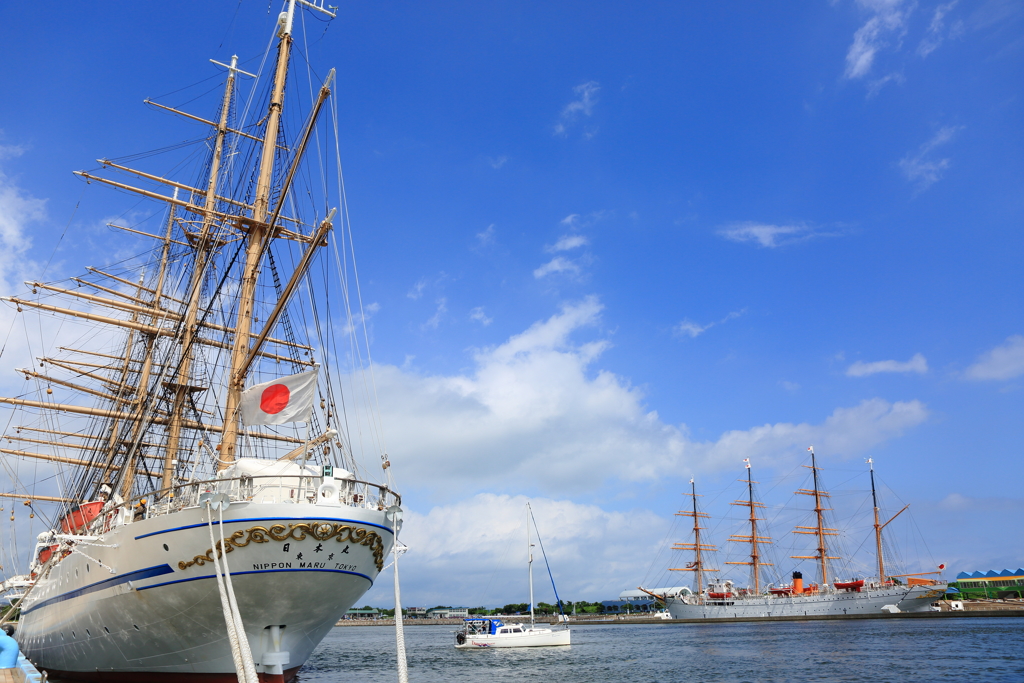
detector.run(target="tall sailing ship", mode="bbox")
[645,448,946,619]
[0,2,402,680]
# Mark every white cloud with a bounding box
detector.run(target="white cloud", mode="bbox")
[674,319,710,338]
[844,0,912,80]
[673,310,745,339]
[965,335,1024,380]
[0,149,45,293]
[533,256,581,279]
[475,224,496,249]
[547,235,589,253]
[899,125,963,192]
[372,493,670,606]
[866,70,906,97]
[406,279,427,300]
[373,297,930,496]
[554,82,600,137]
[846,352,929,377]
[918,1,959,57]
[421,297,447,330]
[487,156,508,170]
[717,222,839,248]
[469,306,492,327]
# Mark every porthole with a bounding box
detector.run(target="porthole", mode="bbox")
[163,543,169,551]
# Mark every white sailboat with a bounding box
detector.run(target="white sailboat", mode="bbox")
[0,2,403,681]
[455,503,570,649]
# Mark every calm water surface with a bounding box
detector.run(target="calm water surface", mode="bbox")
[297,619,1024,683]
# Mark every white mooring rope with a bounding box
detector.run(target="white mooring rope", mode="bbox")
[206,502,258,683]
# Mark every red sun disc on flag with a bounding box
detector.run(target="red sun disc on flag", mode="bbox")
[260,384,290,414]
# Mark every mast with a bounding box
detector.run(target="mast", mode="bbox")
[869,458,885,583]
[868,458,910,584]
[527,503,535,627]
[218,0,336,469]
[726,459,772,593]
[161,55,244,491]
[218,1,298,469]
[792,446,839,588]
[670,478,717,597]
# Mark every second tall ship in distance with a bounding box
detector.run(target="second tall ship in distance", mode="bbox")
[644,447,946,619]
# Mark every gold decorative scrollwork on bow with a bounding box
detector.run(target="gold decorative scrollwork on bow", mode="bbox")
[177,522,385,572]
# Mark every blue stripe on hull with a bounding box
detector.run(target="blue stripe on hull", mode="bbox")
[138,566,374,592]
[21,564,175,614]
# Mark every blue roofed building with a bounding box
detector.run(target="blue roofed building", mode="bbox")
[947,568,1024,599]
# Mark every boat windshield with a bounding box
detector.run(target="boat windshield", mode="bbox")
[463,618,502,635]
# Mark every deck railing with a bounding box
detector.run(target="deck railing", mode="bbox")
[89,473,400,534]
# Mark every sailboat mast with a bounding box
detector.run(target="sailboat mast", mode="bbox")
[869,458,885,582]
[220,1,297,469]
[162,57,241,490]
[527,503,535,627]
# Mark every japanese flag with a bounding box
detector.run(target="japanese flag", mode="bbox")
[240,370,317,426]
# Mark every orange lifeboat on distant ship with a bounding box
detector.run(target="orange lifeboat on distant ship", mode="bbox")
[707,592,734,599]
[834,579,865,592]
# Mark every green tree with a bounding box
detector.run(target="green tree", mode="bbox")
[500,603,528,614]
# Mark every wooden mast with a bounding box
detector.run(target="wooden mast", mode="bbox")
[161,55,243,492]
[670,478,717,598]
[868,458,911,584]
[726,459,772,593]
[218,2,297,470]
[792,446,839,589]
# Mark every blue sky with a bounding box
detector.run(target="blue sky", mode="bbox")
[1,1,1022,607]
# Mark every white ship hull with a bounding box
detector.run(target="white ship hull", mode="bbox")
[665,584,947,620]
[455,627,571,649]
[16,501,393,681]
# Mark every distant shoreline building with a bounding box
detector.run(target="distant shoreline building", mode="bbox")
[949,568,1024,599]
[426,607,469,619]
[343,608,381,620]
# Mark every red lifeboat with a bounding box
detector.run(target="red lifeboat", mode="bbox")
[834,579,865,592]
[707,592,734,599]
[59,501,104,534]
[769,586,794,595]
[37,544,59,565]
